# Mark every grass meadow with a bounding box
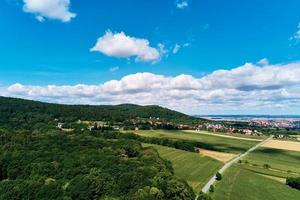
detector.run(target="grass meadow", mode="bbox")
[142,143,222,193]
[213,165,300,200]
[134,130,259,154]
[243,147,300,174]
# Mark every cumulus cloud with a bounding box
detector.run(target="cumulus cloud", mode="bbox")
[176,1,188,9]
[2,62,300,114]
[90,31,163,62]
[23,0,76,22]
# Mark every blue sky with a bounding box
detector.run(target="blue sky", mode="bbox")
[1,0,300,114]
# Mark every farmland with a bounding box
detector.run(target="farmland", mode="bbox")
[183,130,265,141]
[132,130,259,154]
[213,165,300,200]
[213,147,300,200]
[142,143,222,193]
[242,147,300,174]
[199,149,237,162]
[261,139,300,152]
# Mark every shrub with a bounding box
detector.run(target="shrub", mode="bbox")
[198,192,212,200]
[209,185,214,193]
[286,177,300,190]
[263,164,271,169]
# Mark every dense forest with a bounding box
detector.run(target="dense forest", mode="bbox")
[0,96,203,130]
[0,96,197,199]
[0,130,195,200]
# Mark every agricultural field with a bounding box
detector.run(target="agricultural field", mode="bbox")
[242,147,300,174]
[183,130,266,141]
[199,149,237,162]
[261,139,300,152]
[133,130,259,154]
[213,165,300,200]
[142,143,222,193]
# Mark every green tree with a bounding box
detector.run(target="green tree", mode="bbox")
[216,172,222,181]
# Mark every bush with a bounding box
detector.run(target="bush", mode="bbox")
[263,164,271,169]
[209,185,214,193]
[216,172,222,181]
[286,177,300,190]
[197,192,212,200]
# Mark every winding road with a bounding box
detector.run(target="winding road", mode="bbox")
[201,135,274,193]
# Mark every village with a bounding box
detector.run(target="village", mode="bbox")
[55,116,300,143]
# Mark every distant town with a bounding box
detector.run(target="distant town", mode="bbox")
[198,115,300,128]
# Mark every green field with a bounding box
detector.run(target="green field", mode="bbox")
[189,131,267,140]
[213,165,300,200]
[242,147,300,174]
[142,143,222,193]
[134,130,259,154]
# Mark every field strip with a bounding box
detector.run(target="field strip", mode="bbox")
[258,174,286,183]
[261,139,300,152]
[227,168,242,200]
[199,149,237,162]
[183,130,263,141]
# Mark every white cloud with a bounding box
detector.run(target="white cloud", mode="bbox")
[257,58,269,66]
[90,31,163,62]
[36,15,45,22]
[183,43,190,47]
[176,1,188,9]
[290,22,300,41]
[23,0,76,22]
[172,43,190,54]
[109,66,119,73]
[3,61,300,114]
[172,44,180,54]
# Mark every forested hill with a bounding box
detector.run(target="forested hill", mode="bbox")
[0,96,203,127]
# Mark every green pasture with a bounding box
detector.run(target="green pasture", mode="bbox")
[134,130,259,154]
[213,165,300,200]
[242,147,300,174]
[142,143,222,193]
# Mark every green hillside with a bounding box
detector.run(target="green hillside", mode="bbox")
[0,96,204,129]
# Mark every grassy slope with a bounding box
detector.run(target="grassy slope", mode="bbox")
[213,165,300,200]
[142,143,222,193]
[243,147,300,174]
[135,130,259,154]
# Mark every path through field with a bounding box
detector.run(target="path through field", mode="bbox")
[201,135,273,194]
